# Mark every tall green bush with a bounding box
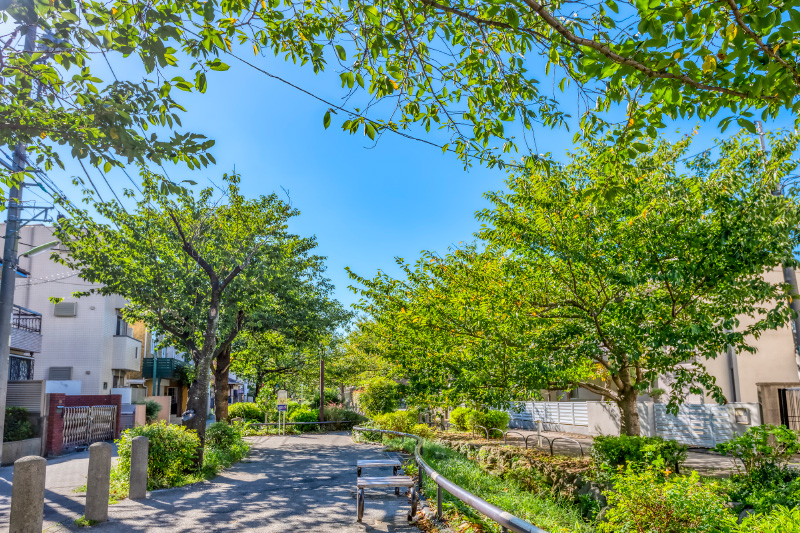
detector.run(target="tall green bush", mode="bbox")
[324,406,367,429]
[592,435,688,472]
[228,402,266,422]
[738,506,800,533]
[449,406,471,431]
[356,377,400,415]
[116,421,199,489]
[448,407,509,433]
[289,407,319,432]
[714,425,800,475]
[202,422,250,477]
[4,407,35,442]
[310,389,342,409]
[373,410,417,433]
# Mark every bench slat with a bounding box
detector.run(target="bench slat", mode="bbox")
[357,460,402,467]
[357,476,415,488]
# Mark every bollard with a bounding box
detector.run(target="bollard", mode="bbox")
[436,485,442,520]
[128,436,149,500]
[86,442,112,522]
[10,455,46,533]
[537,419,542,448]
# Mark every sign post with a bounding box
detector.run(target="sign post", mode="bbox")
[277,390,288,435]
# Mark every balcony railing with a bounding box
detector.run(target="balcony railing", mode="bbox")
[142,357,187,380]
[12,305,42,334]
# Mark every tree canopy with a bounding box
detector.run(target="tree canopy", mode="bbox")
[350,131,800,434]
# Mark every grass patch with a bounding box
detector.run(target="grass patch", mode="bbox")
[376,435,592,533]
[73,516,98,527]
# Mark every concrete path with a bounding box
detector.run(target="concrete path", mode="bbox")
[0,445,119,531]
[47,432,420,532]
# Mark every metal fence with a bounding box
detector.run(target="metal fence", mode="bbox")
[353,426,547,533]
[62,405,117,450]
[510,401,589,427]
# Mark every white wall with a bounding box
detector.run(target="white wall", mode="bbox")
[10,225,132,395]
[45,380,82,395]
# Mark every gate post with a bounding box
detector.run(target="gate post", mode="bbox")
[10,456,46,532]
[129,436,149,500]
[86,442,112,522]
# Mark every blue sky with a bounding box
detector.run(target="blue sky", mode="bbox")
[36,44,798,312]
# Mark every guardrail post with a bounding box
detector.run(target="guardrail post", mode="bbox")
[436,485,442,520]
[129,436,149,500]
[86,442,112,522]
[10,456,46,533]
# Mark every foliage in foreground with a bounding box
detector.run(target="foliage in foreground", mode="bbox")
[116,422,200,490]
[449,407,510,434]
[355,376,401,415]
[228,402,266,422]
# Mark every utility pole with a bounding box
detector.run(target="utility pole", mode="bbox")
[756,121,800,380]
[0,25,38,446]
[319,346,325,423]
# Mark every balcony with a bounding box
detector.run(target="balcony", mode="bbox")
[112,335,142,372]
[9,305,42,353]
[142,357,187,380]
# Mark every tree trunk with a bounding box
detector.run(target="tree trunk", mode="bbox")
[617,388,641,436]
[339,384,345,406]
[213,346,232,422]
[185,369,210,466]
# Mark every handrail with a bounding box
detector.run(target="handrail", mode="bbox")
[249,420,356,427]
[472,424,490,440]
[353,426,548,533]
[548,437,585,458]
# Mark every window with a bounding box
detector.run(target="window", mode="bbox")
[8,355,34,381]
[115,313,129,336]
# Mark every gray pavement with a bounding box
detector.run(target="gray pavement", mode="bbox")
[48,432,421,532]
[0,445,119,531]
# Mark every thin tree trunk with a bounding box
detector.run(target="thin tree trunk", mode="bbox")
[617,388,641,436]
[214,346,232,422]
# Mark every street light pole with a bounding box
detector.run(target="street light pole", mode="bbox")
[319,345,325,423]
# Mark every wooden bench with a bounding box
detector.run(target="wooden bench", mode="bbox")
[357,459,403,494]
[356,476,417,522]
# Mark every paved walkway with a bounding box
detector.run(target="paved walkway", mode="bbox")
[46,433,420,532]
[0,445,119,531]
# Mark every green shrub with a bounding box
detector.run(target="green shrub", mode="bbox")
[599,466,737,533]
[289,407,319,432]
[228,402,265,422]
[310,389,342,409]
[324,406,367,429]
[714,425,800,475]
[4,406,35,442]
[201,422,249,478]
[722,463,800,514]
[738,506,800,532]
[410,423,434,439]
[133,399,162,424]
[373,410,417,433]
[592,434,688,472]
[449,406,471,431]
[356,377,400,415]
[116,421,199,489]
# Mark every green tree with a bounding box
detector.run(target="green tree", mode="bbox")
[351,132,800,434]
[356,376,401,415]
[54,170,312,460]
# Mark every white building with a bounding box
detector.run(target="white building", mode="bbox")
[7,224,143,396]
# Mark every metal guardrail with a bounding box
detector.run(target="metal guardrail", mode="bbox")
[353,426,548,533]
[249,420,358,427]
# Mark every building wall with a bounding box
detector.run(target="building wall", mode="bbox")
[9,224,139,395]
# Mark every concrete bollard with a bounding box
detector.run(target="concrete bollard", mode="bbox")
[537,419,543,447]
[86,442,112,522]
[128,436,149,500]
[10,455,46,533]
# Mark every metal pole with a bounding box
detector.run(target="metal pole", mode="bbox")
[436,485,442,520]
[756,121,800,381]
[0,25,37,446]
[537,420,542,447]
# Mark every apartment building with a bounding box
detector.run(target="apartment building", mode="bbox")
[8,224,143,396]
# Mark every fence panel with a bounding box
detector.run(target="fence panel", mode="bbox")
[654,403,736,447]
[509,401,589,427]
